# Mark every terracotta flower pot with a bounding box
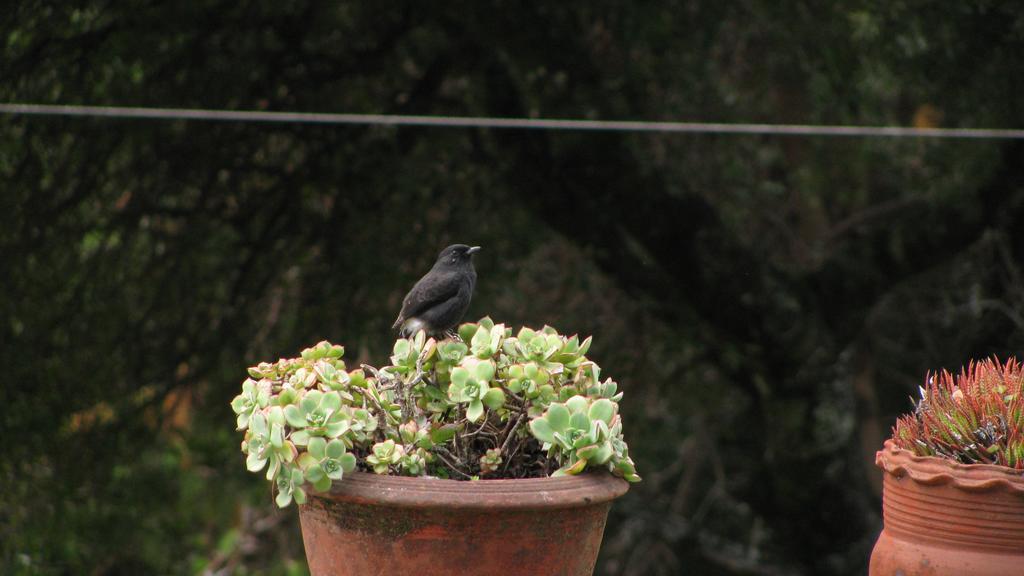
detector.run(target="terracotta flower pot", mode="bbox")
[298,471,629,576]
[870,439,1024,576]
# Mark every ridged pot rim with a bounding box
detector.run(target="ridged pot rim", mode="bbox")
[876,439,1024,494]
[305,470,630,510]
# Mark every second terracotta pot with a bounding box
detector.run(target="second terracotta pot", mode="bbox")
[298,471,629,576]
[870,440,1024,576]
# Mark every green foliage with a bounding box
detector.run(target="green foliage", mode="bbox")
[448,358,501,423]
[6,2,1024,573]
[232,342,363,507]
[530,396,639,481]
[893,358,1024,468]
[297,438,356,492]
[365,440,405,475]
[231,322,640,507]
[479,448,503,476]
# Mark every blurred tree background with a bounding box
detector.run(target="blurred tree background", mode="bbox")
[3,1,1024,574]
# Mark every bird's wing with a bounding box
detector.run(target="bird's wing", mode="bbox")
[392,271,463,327]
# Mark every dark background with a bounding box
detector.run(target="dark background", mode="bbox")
[3,2,1024,574]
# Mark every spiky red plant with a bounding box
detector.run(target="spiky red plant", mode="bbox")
[892,357,1024,469]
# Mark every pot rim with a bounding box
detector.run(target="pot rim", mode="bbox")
[306,470,630,510]
[876,439,1024,494]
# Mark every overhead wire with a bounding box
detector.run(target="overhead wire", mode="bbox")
[2,103,1023,139]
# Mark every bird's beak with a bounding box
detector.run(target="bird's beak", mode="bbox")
[467,246,481,255]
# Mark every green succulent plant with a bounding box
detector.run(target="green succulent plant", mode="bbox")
[399,448,429,475]
[231,378,270,429]
[469,322,505,359]
[242,408,297,480]
[346,407,379,444]
[232,323,641,508]
[283,390,350,445]
[297,437,357,492]
[274,466,306,507]
[436,341,469,365]
[448,358,505,423]
[530,395,639,481]
[366,439,405,474]
[479,448,503,476]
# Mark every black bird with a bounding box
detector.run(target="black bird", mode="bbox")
[392,244,480,338]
